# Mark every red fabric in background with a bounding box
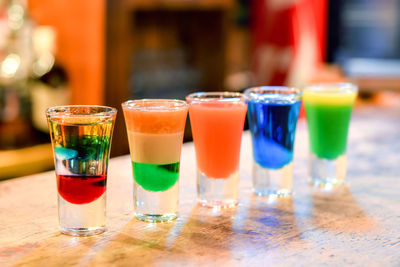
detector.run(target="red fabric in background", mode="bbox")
[251,0,327,86]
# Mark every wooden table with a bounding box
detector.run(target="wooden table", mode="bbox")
[1,107,400,266]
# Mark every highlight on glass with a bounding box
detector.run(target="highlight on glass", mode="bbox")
[46,105,117,236]
[302,83,357,189]
[122,99,188,222]
[186,92,247,208]
[245,86,301,197]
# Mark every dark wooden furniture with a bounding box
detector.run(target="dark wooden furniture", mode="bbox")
[105,0,235,156]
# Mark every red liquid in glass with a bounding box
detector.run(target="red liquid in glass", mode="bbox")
[56,174,107,204]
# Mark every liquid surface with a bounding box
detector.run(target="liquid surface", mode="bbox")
[247,101,300,169]
[303,89,356,159]
[123,105,187,134]
[133,162,179,192]
[57,174,106,204]
[189,102,247,178]
[302,90,356,106]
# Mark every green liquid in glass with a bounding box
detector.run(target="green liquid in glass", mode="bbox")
[305,103,354,160]
[48,120,113,173]
[133,161,179,192]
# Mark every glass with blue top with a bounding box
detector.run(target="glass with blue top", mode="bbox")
[245,87,301,197]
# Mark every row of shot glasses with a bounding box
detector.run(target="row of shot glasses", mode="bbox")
[46,83,357,236]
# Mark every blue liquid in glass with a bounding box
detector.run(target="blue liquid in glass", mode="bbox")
[247,100,301,169]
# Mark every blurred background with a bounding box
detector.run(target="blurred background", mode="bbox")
[0,0,399,179]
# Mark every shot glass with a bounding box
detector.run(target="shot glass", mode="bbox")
[302,83,357,189]
[186,92,247,208]
[46,105,117,236]
[245,87,301,197]
[122,99,188,222]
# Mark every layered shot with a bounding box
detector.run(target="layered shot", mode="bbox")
[187,92,247,208]
[122,100,188,222]
[46,106,116,236]
[303,83,357,189]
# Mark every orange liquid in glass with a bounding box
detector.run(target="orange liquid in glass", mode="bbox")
[123,102,188,191]
[123,103,187,135]
[189,102,247,178]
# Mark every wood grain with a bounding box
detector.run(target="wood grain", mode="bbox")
[1,107,400,266]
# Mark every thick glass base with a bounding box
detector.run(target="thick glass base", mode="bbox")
[134,182,179,222]
[197,170,239,208]
[60,226,105,236]
[252,161,293,197]
[135,213,178,223]
[308,153,347,190]
[58,193,106,236]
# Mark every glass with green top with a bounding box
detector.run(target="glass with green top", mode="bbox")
[303,83,357,189]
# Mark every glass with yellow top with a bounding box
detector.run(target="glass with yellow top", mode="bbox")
[302,83,357,189]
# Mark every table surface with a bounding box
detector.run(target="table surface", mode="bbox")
[1,106,400,266]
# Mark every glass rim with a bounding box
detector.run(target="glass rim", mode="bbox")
[121,99,188,111]
[244,86,302,101]
[302,82,358,93]
[46,105,117,118]
[186,91,246,102]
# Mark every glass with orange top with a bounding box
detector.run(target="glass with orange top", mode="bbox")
[122,99,188,222]
[186,92,247,208]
